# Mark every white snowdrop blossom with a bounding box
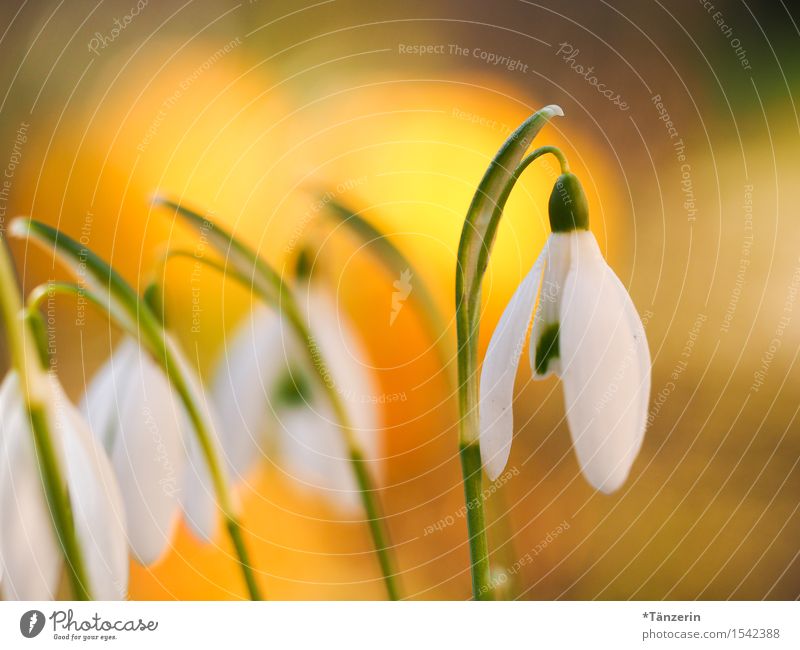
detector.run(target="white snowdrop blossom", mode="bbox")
[81,337,224,565]
[0,371,128,599]
[479,172,651,493]
[210,281,380,509]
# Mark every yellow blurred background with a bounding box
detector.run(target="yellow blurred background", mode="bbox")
[0,0,798,599]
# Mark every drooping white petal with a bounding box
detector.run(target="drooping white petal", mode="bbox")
[82,338,185,566]
[80,339,137,453]
[278,404,363,509]
[479,243,549,481]
[210,305,285,479]
[558,232,650,493]
[180,425,221,541]
[278,284,381,509]
[303,286,380,461]
[0,373,62,600]
[174,347,223,542]
[54,379,129,599]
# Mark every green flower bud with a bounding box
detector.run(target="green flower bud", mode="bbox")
[548,172,589,233]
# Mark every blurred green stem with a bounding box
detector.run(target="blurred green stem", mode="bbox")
[282,297,399,600]
[157,201,400,599]
[16,230,263,601]
[0,245,91,600]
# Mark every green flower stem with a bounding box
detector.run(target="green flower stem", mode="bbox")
[323,200,474,597]
[515,145,570,178]
[155,197,401,599]
[281,298,400,600]
[0,244,92,600]
[160,252,400,598]
[455,105,564,599]
[159,248,229,276]
[485,485,519,600]
[459,440,492,599]
[12,224,262,601]
[160,345,262,601]
[167,249,401,597]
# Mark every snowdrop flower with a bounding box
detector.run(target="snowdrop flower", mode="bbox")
[479,171,651,493]
[0,370,128,599]
[81,336,222,565]
[0,234,127,601]
[211,281,380,509]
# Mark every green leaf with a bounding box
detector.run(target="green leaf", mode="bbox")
[152,196,283,306]
[323,198,451,373]
[456,104,563,317]
[9,218,148,336]
[0,238,44,395]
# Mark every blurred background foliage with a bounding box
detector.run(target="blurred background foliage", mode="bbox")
[0,0,798,599]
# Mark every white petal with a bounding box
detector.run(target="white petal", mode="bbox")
[54,379,129,599]
[174,348,223,542]
[0,373,61,600]
[559,232,650,493]
[82,339,185,566]
[278,404,363,510]
[479,243,549,481]
[278,284,382,510]
[303,286,380,464]
[80,339,137,453]
[180,428,220,541]
[210,306,284,479]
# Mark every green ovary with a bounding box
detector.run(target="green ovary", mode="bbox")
[273,366,314,407]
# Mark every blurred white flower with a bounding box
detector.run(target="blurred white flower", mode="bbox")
[0,371,128,599]
[479,172,651,493]
[81,336,223,565]
[211,282,380,509]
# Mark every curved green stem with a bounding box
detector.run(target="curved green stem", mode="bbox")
[322,198,452,380]
[281,297,399,600]
[0,245,92,600]
[157,248,230,277]
[455,105,564,599]
[515,146,570,178]
[12,224,262,601]
[163,250,399,596]
[159,343,262,601]
[156,198,401,599]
